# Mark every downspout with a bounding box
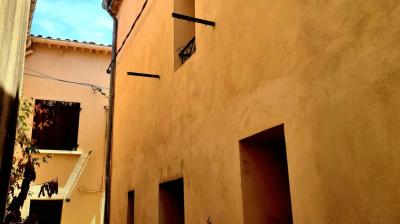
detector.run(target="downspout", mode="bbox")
[102,1,117,223]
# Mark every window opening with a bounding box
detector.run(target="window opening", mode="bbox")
[174,0,195,69]
[32,99,80,151]
[239,124,293,224]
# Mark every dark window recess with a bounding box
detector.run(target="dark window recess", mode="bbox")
[29,200,63,224]
[174,0,195,70]
[240,124,293,224]
[127,190,135,224]
[159,178,185,224]
[178,37,196,64]
[32,99,80,151]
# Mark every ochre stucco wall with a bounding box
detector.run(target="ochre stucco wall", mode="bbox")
[0,0,30,96]
[0,0,31,219]
[111,0,400,223]
[22,43,110,224]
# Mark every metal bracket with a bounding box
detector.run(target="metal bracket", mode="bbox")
[127,72,160,79]
[172,12,215,27]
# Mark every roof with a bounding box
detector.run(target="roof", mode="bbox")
[110,0,124,14]
[28,0,37,34]
[29,35,111,54]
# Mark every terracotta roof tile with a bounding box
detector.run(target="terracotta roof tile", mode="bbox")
[29,34,112,47]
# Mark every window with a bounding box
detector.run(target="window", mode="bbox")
[127,190,135,224]
[32,99,80,151]
[239,124,293,224]
[29,200,63,224]
[174,0,195,70]
[159,178,185,224]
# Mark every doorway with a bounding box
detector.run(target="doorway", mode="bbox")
[159,178,185,224]
[240,124,293,223]
[29,199,63,224]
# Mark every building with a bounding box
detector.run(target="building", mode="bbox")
[106,0,400,223]
[0,0,36,220]
[20,35,111,224]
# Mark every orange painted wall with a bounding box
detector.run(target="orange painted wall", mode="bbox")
[110,0,400,223]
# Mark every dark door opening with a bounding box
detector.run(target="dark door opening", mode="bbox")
[159,178,185,224]
[127,190,135,224]
[240,124,293,224]
[29,200,63,224]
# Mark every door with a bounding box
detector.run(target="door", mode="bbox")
[29,200,63,224]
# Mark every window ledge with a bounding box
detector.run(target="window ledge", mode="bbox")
[38,149,82,155]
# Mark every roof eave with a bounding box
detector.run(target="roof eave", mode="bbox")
[110,0,123,14]
[30,36,111,54]
[28,0,37,34]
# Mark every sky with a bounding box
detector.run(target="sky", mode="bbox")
[31,0,112,45]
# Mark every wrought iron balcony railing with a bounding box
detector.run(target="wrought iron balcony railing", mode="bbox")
[178,37,196,64]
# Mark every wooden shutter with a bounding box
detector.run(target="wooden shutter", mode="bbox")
[32,99,80,150]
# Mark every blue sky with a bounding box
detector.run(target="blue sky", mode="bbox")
[31,0,112,45]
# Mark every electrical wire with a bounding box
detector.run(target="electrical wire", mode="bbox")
[106,0,148,73]
[24,67,109,98]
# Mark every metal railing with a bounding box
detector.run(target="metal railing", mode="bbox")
[178,37,196,64]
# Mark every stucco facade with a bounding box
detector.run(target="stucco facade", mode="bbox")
[0,0,34,220]
[110,0,400,223]
[21,36,110,224]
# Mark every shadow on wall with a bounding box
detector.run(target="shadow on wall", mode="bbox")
[0,86,20,222]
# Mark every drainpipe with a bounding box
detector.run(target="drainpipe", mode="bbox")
[102,0,117,223]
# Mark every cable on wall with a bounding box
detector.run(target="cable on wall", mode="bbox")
[106,0,149,73]
[24,67,109,98]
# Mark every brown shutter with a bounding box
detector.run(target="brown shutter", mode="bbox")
[32,100,80,151]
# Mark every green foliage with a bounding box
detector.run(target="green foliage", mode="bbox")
[4,98,53,224]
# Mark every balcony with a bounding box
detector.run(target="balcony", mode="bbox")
[178,37,196,64]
